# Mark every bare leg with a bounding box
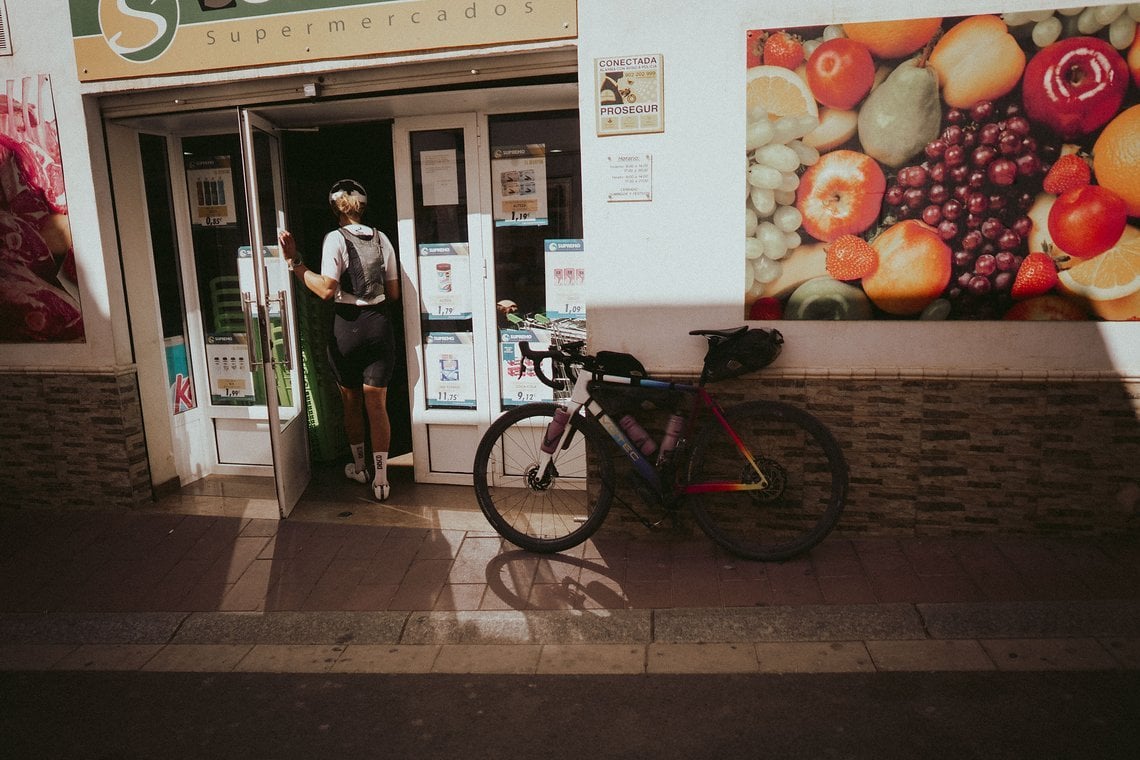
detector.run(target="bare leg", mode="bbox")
[340,386,369,482]
[363,384,391,500]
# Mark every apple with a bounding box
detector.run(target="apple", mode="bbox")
[804,38,876,110]
[794,149,885,242]
[1022,37,1129,139]
[928,15,1025,109]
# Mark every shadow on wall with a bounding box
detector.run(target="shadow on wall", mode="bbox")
[583,309,1139,538]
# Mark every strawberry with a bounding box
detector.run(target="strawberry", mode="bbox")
[1011,252,1059,299]
[763,31,804,70]
[1042,154,1091,196]
[748,296,783,320]
[825,234,878,280]
[746,30,766,68]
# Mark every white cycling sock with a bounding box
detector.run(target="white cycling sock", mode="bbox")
[371,451,389,500]
[345,443,368,483]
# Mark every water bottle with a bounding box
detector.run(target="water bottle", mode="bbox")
[540,406,572,454]
[657,412,686,463]
[619,414,657,457]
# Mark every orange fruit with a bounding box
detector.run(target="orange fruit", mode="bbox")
[862,220,951,315]
[1057,224,1140,301]
[843,18,943,59]
[1093,105,1140,216]
[746,65,818,120]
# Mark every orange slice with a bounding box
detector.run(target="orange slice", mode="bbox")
[747,65,818,121]
[1058,224,1140,301]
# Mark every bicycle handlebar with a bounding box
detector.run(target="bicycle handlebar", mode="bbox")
[519,340,589,390]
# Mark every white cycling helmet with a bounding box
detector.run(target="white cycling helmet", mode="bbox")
[328,179,367,207]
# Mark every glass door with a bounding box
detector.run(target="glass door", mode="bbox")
[238,109,310,516]
[394,114,494,484]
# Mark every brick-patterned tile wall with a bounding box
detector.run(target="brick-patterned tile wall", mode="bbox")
[0,370,151,510]
[603,374,1140,539]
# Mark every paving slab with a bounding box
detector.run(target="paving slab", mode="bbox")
[171,610,408,645]
[431,643,542,673]
[866,640,995,672]
[401,609,652,645]
[753,641,875,673]
[979,638,1121,671]
[0,612,188,645]
[918,601,1140,640]
[646,643,759,673]
[537,644,647,675]
[654,604,925,642]
[332,644,442,673]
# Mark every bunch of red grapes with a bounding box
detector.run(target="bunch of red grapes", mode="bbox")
[881,99,1061,318]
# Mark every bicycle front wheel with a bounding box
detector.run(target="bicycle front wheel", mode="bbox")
[473,402,613,553]
[687,400,848,561]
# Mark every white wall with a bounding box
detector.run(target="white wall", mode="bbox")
[577,0,1140,376]
[0,0,131,370]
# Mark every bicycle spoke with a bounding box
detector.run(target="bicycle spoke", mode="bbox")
[688,400,847,561]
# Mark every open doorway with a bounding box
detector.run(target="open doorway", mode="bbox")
[280,121,413,467]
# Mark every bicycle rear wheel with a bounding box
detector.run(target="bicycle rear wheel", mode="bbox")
[687,400,847,561]
[473,402,613,553]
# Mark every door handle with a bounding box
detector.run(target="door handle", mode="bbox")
[240,291,259,366]
[272,289,294,371]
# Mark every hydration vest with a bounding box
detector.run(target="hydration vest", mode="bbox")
[338,227,387,302]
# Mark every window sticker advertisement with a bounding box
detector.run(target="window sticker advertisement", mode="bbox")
[418,243,472,319]
[425,332,477,408]
[206,334,254,404]
[186,156,237,226]
[1,74,85,343]
[745,12,1140,322]
[500,329,554,406]
[491,145,548,227]
[544,239,586,319]
[165,336,196,415]
[596,54,664,136]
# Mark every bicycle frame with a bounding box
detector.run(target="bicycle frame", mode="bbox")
[538,368,771,497]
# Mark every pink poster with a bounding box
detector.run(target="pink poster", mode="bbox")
[0,75,84,342]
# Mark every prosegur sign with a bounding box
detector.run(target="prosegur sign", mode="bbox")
[69,0,577,82]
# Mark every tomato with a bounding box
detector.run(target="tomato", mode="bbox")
[805,38,875,110]
[1047,184,1128,258]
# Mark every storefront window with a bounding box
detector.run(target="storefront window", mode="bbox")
[488,110,583,408]
[410,128,477,410]
[140,133,195,414]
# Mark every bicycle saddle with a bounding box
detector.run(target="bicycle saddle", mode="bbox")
[689,326,749,339]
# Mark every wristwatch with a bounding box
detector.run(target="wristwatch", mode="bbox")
[287,258,301,272]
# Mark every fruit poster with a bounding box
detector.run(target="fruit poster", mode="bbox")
[0,74,85,342]
[745,9,1140,321]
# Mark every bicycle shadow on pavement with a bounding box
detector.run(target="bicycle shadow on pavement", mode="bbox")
[484,549,630,611]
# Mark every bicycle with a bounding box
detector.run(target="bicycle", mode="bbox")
[472,324,849,561]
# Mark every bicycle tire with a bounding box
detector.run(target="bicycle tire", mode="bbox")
[473,402,614,553]
[687,400,848,561]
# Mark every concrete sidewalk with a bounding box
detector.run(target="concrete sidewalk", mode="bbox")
[2,472,1138,675]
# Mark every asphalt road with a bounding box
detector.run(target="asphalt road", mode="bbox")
[3,671,1138,759]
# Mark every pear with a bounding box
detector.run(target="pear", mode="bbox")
[857,58,941,169]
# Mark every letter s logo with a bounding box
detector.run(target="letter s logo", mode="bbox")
[99,0,180,63]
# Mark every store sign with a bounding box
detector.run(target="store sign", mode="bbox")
[69,0,577,82]
[745,11,1140,322]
